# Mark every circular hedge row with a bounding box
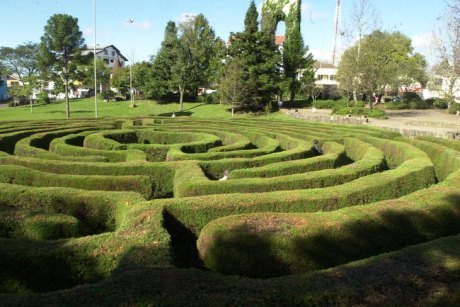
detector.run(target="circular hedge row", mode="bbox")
[0,117,458,305]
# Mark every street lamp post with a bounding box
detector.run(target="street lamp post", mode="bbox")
[127,19,134,106]
[94,0,98,118]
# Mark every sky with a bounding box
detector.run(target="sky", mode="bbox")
[0,0,446,65]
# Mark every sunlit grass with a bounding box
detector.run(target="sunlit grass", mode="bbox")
[0,98,292,121]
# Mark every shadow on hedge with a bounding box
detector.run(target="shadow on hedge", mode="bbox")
[200,192,460,278]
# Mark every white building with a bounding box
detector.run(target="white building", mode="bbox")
[424,75,460,103]
[83,45,128,69]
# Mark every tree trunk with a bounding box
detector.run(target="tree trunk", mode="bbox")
[29,95,33,113]
[231,106,234,117]
[179,85,184,112]
[290,88,295,103]
[65,78,70,118]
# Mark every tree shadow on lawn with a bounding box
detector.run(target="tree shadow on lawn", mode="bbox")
[45,110,93,114]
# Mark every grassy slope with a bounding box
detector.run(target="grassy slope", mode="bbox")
[0,98,290,121]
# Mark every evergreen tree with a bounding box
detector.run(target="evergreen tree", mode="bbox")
[226,1,280,110]
[150,21,178,101]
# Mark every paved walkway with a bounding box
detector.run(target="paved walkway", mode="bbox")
[284,108,460,139]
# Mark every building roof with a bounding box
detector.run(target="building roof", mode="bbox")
[275,35,285,45]
[83,45,128,62]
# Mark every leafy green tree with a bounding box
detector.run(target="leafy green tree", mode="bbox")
[77,58,111,92]
[431,0,460,108]
[227,1,280,110]
[299,66,318,100]
[0,42,40,109]
[171,15,224,111]
[38,14,87,118]
[111,66,130,95]
[219,57,249,116]
[337,30,426,106]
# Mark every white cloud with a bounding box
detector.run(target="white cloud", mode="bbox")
[135,20,153,30]
[83,27,94,36]
[412,32,435,64]
[301,1,328,23]
[122,20,152,31]
[178,13,198,24]
[412,32,432,53]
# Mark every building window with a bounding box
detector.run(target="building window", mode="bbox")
[104,50,108,55]
[104,59,109,64]
[112,51,115,56]
[330,75,336,81]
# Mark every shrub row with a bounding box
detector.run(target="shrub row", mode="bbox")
[0,164,153,199]
[196,140,459,278]
[230,141,347,178]
[0,183,171,293]
[197,172,460,277]
[163,138,435,233]
[0,156,175,199]
[174,139,385,197]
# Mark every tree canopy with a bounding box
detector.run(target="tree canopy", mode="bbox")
[337,30,427,103]
[0,42,40,107]
[225,1,280,110]
[38,14,87,118]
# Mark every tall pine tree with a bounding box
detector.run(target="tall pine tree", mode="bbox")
[226,1,280,110]
[149,21,178,101]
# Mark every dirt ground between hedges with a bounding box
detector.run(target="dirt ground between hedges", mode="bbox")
[291,108,460,138]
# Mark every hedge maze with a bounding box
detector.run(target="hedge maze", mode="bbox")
[0,117,459,305]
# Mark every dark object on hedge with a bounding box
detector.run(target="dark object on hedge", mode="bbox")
[312,139,322,155]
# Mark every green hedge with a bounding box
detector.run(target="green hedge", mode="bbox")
[164,139,435,233]
[230,141,347,178]
[174,139,385,197]
[0,156,175,199]
[0,164,153,199]
[0,184,171,293]
[0,209,79,240]
[197,170,460,277]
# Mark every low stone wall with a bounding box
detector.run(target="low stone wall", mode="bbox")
[285,109,369,126]
[283,109,460,139]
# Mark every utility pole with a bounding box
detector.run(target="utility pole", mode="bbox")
[332,0,341,66]
[94,0,98,118]
[127,19,134,106]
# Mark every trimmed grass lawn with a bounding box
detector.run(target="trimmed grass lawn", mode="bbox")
[0,98,291,121]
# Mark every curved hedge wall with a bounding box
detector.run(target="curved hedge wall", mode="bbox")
[0,117,458,305]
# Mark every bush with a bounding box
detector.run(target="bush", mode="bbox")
[101,90,116,101]
[425,98,449,109]
[332,106,386,118]
[409,100,428,109]
[36,92,51,104]
[448,102,460,114]
[197,93,218,104]
[384,102,409,110]
[402,92,422,103]
[313,100,342,109]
